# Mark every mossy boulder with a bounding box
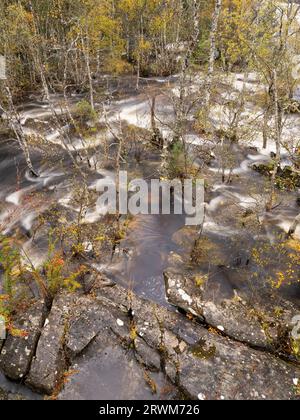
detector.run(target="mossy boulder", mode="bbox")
[251,161,300,190]
[277,166,300,189]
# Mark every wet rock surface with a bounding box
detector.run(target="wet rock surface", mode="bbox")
[0,300,47,381]
[0,276,299,400]
[164,269,298,354]
[60,340,175,400]
[0,387,27,400]
[26,294,76,395]
[59,282,300,399]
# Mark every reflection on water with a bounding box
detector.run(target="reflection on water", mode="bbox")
[110,213,186,305]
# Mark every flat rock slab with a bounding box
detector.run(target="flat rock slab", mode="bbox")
[62,294,176,400]
[60,338,175,400]
[57,283,300,400]
[105,285,300,400]
[3,280,298,399]
[0,300,47,381]
[164,270,298,353]
[26,293,76,395]
[66,295,128,357]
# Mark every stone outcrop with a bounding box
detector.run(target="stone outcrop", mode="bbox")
[61,283,300,400]
[0,280,299,400]
[0,300,47,381]
[25,294,76,395]
[164,269,298,354]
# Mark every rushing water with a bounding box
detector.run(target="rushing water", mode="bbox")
[110,213,186,305]
[0,75,300,398]
[1,78,300,301]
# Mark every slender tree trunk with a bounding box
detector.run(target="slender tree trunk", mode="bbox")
[39,63,86,178]
[115,134,123,230]
[136,54,140,91]
[63,43,92,167]
[150,96,163,149]
[28,2,87,177]
[204,0,222,109]
[83,43,95,111]
[151,96,157,133]
[1,86,39,177]
[86,51,94,111]
[266,70,281,211]
[80,28,94,110]
[262,107,270,149]
[221,137,226,183]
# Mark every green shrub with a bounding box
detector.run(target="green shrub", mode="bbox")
[0,236,21,299]
[74,100,97,126]
[167,140,192,179]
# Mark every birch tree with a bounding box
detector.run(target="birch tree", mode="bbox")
[204,0,222,110]
[0,85,39,177]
